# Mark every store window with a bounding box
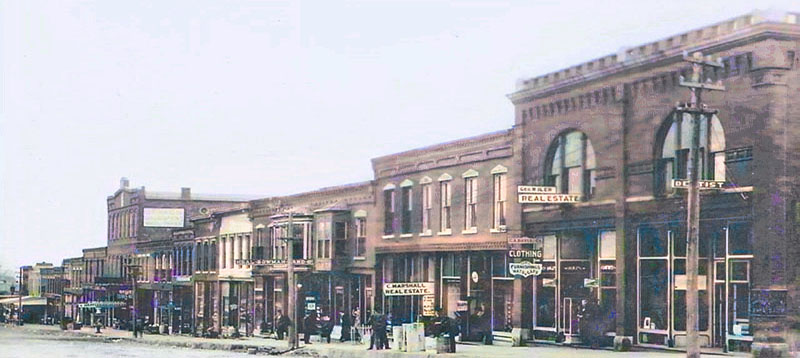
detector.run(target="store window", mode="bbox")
[655,112,726,195]
[544,131,596,198]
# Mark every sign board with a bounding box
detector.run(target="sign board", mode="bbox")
[508,237,542,245]
[508,249,543,260]
[583,278,600,288]
[143,208,185,227]
[518,194,581,204]
[383,282,435,296]
[422,295,435,317]
[509,261,542,277]
[671,179,725,189]
[518,185,557,194]
[456,300,469,312]
[542,278,557,287]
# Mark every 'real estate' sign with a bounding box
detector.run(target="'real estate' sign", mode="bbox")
[509,261,542,277]
[383,282,435,296]
[518,185,557,194]
[518,193,581,203]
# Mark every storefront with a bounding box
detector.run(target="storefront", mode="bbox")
[634,218,753,351]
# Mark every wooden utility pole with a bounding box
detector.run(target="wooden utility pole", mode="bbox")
[128,264,142,337]
[678,51,724,358]
[285,212,298,350]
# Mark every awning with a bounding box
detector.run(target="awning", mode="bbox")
[0,296,47,306]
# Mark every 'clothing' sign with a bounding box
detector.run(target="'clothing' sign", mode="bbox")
[383,282,435,296]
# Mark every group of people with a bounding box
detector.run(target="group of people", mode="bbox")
[273,307,364,344]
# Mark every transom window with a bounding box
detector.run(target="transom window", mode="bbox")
[544,131,596,198]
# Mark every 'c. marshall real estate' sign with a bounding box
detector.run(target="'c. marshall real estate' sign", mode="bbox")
[383,282,435,296]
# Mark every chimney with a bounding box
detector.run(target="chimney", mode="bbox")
[120,177,130,189]
[181,187,191,200]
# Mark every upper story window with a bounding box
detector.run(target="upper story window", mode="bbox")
[269,217,312,260]
[655,112,725,195]
[383,184,396,236]
[463,169,479,231]
[400,179,413,235]
[420,177,433,234]
[438,174,452,233]
[491,165,508,230]
[317,221,331,259]
[544,131,596,199]
[354,210,367,258]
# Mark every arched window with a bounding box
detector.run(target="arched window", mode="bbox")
[655,112,725,194]
[544,131,596,198]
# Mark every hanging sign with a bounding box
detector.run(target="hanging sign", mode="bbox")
[422,295,436,317]
[508,237,542,245]
[509,261,542,277]
[518,194,581,203]
[508,249,543,260]
[671,179,725,189]
[383,282,435,296]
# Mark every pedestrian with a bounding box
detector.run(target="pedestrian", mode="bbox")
[351,308,361,343]
[340,311,351,342]
[367,310,386,350]
[302,311,318,345]
[319,312,333,343]
[275,310,290,340]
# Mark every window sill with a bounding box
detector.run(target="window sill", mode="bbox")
[382,234,396,239]
[462,228,478,235]
[489,227,507,234]
[353,257,366,261]
[420,230,433,237]
[400,233,413,238]
[437,230,452,236]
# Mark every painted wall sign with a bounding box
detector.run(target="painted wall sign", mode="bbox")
[143,208,185,227]
[671,179,725,189]
[509,261,542,277]
[383,282,435,296]
[518,194,581,203]
[517,185,557,194]
[422,295,435,317]
[561,263,589,273]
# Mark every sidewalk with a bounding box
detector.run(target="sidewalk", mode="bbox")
[4,324,740,358]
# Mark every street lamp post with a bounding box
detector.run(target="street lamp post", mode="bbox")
[18,267,23,326]
[678,51,725,358]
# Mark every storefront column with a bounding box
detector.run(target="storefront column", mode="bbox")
[510,278,526,346]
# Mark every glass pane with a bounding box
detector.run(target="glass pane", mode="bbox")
[680,113,693,149]
[729,222,752,255]
[600,289,617,332]
[640,259,668,330]
[673,226,687,257]
[542,235,556,259]
[551,140,562,175]
[560,231,590,259]
[728,283,750,332]
[599,231,616,259]
[567,167,582,194]
[585,139,596,169]
[564,132,583,167]
[714,152,726,181]
[709,115,726,152]
[662,121,677,158]
[731,261,748,281]
[639,225,667,257]
[535,278,556,328]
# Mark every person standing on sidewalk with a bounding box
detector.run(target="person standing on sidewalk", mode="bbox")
[367,310,387,350]
[302,311,318,345]
[275,310,290,340]
[339,310,351,342]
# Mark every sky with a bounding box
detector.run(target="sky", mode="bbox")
[1,0,798,273]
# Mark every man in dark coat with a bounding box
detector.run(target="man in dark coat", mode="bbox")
[275,310,291,340]
[367,310,387,350]
[302,311,318,344]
